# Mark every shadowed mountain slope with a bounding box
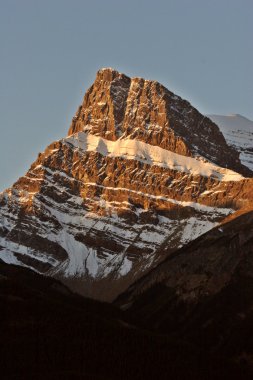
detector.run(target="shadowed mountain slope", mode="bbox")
[115,211,253,375]
[1,259,252,380]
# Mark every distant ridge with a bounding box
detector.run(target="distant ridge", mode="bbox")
[208,114,253,171]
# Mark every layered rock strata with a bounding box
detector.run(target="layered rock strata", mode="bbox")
[0,68,252,301]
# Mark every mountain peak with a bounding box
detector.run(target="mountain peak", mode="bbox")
[95,67,130,83]
[98,67,119,73]
[68,69,251,176]
[1,69,253,303]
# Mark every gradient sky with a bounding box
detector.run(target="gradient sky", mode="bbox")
[0,0,252,191]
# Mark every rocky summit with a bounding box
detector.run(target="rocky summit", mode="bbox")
[0,68,253,301]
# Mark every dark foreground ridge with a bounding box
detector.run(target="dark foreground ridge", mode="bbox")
[1,254,253,380]
[116,211,253,378]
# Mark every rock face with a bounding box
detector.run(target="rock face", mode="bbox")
[69,69,252,176]
[0,68,253,301]
[208,114,253,171]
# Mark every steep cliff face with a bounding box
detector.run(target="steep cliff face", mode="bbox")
[0,68,252,301]
[69,69,252,176]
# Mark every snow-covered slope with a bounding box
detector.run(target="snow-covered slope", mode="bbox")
[0,69,253,301]
[208,114,253,171]
[66,132,244,182]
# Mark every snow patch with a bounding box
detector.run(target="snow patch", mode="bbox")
[64,132,244,182]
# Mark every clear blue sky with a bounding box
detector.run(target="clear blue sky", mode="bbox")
[0,0,252,191]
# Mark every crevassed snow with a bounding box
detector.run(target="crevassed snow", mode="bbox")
[65,132,244,182]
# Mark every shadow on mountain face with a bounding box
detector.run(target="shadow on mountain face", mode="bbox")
[115,211,253,379]
[0,260,206,380]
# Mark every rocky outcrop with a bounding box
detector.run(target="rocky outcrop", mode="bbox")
[0,68,253,301]
[69,68,252,176]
